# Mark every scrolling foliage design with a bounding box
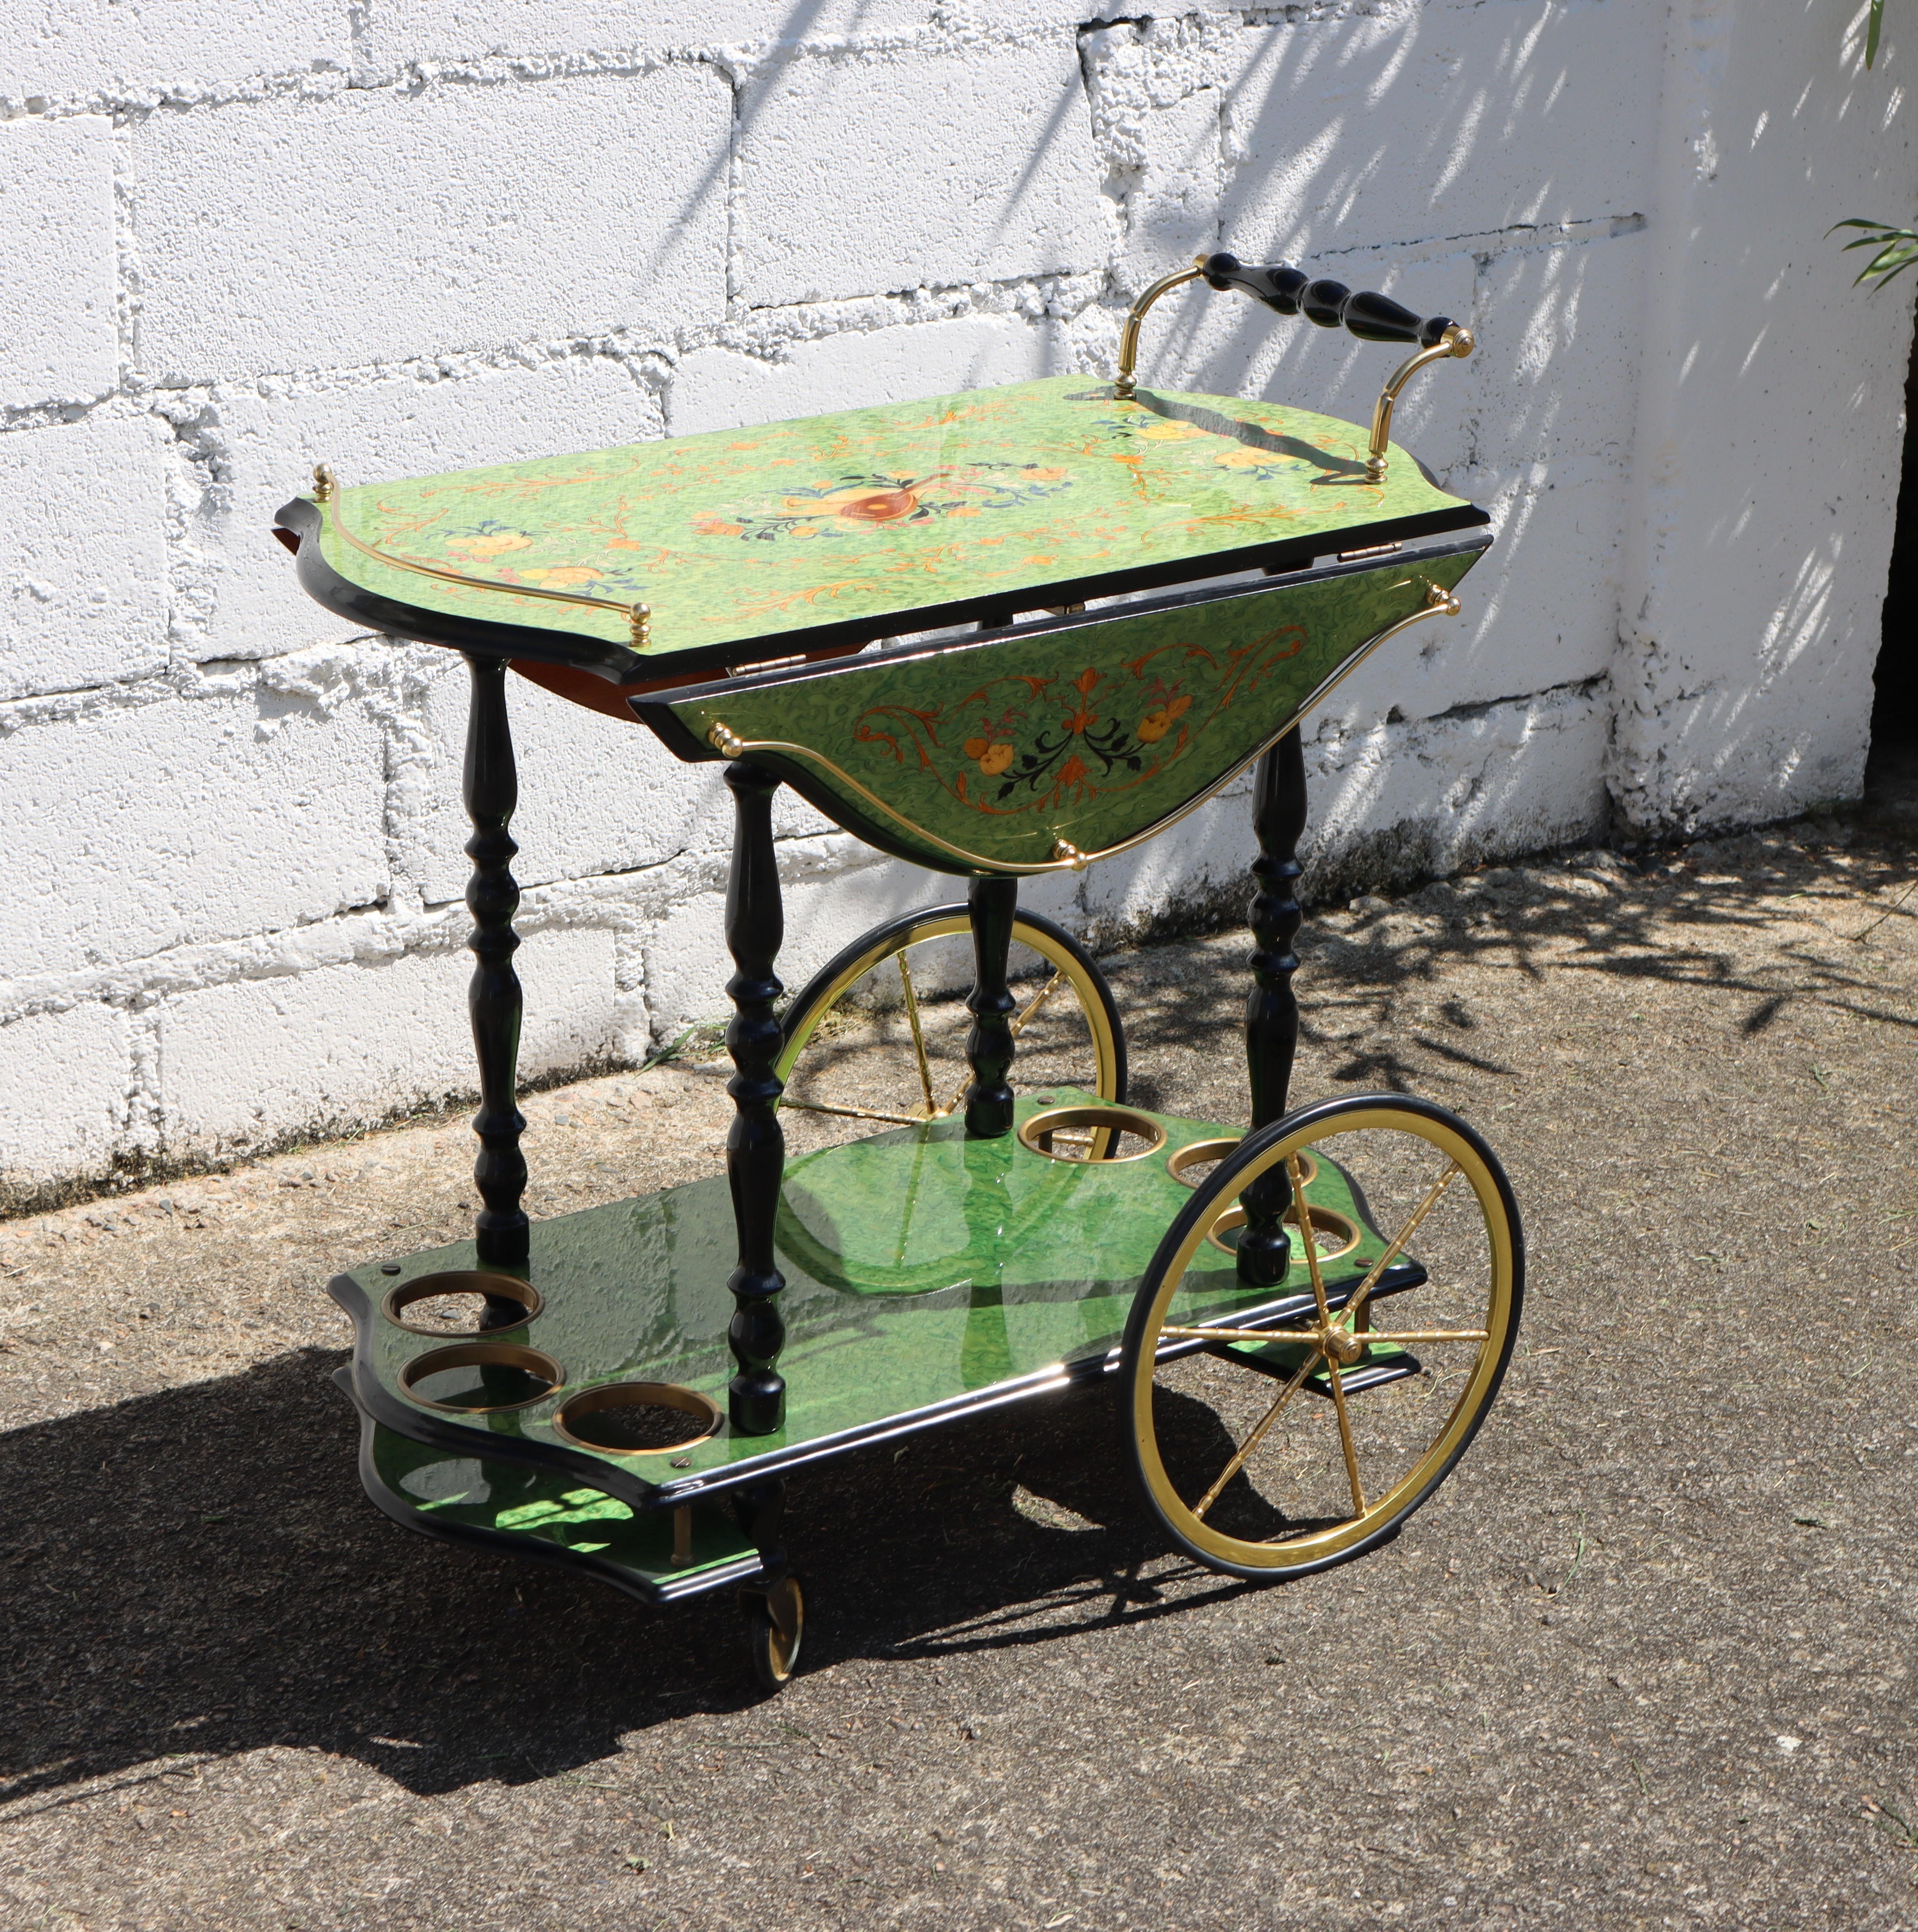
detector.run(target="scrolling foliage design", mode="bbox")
[853,625,1310,822]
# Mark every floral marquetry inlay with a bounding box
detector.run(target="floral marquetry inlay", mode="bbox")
[656,539,1491,874]
[856,628,1310,824]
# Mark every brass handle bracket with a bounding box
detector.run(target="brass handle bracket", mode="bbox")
[1365,323,1474,485]
[1415,575,1462,619]
[1113,259,1207,400]
[1112,251,1476,480]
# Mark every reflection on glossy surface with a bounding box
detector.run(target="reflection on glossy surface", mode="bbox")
[661,544,1489,874]
[369,1425,757,1585]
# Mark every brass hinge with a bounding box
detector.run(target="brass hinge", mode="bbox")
[726,654,806,678]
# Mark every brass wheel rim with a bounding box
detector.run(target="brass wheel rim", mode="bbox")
[763,1577,803,1681]
[774,913,1121,1125]
[1131,1105,1517,1572]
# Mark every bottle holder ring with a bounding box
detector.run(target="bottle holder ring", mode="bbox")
[400,1342,566,1413]
[1166,1139,1318,1191]
[1017,1104,1168,1164]
[381,1269,543,1337]
[1205,1201,1362,1260]
[552,1381,725,1456]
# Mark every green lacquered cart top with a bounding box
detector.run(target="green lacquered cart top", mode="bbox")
[302,377,1480,670]
[347,1094,1400,1495]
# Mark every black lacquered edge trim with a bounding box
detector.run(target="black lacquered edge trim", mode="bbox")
[330,1270,664,1513]
[332,1369,766,1606]
[329,1269,1083,1502]
[648,1260,1426,1495]
[278,492,1488,678]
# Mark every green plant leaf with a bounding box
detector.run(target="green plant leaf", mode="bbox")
[1868,0,1884,69]
[1829,217,1918,289]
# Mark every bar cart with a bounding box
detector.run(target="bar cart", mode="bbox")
[276,253,1525,1689]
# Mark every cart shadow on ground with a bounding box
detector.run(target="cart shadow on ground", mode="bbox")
[3,825,1909,1819]
[0,1348,1264,1809]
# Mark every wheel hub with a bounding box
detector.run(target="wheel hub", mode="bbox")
[1318,1323,1366,1367]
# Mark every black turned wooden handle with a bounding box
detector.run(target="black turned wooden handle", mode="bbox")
[1200,251,1454,348]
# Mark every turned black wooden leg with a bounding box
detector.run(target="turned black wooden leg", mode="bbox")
[963,875,1019,1139]
[734,1476,787,1574]
[462,654,529,1277]
[723,759,787,1436]
[1239,729,1308,1287]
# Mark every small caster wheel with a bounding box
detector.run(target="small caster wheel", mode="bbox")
[744,1574,804,1693]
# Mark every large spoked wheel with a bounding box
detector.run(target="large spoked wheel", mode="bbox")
[776,905,1125,1130]
[1121,1093,1523,1582]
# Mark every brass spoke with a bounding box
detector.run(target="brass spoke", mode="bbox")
[1161,1324,1317,1344]
[1342,1160,1463,1329]
[1010,969,1064,1041]
[1190,1344,1323,1520]
[1162,1322,1486,1348]
[1289,1153,1367,1519]
[896,952,939,1119]
[1360,1328,1489,1345]
[777,1096,925,1128]
[1324,1358,1368,1516]
[1289,1153,1333,1328]
[893,1131,928,1267]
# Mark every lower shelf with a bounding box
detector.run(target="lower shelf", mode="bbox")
[343,1373,766,1606]
[338,1091,1422,1505]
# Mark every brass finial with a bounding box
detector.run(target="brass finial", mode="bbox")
[1051,838,1090,871]
[631,603,651,648]
[707,720,745,759]
[312,462,337,504]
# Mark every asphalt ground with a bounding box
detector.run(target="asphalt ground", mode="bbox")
[1,816,1914,1931]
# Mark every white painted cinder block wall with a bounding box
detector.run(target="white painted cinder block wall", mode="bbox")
[0,0,1910,1193]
